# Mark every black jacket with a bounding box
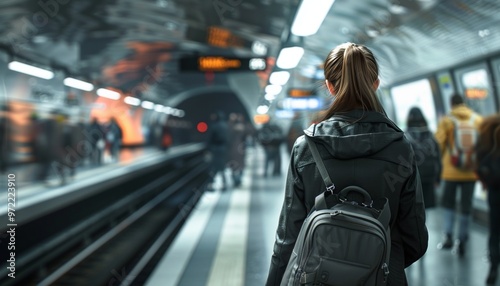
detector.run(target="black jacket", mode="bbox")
[406,127,442,182]
[266,110,428,286]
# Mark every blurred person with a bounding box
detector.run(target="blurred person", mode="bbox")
[257,121,284,177]
[59,115,85,181]
[32,111,60,184]
[88,118,105,165]
[405,107,442,208]
[103,118,122,162]
[0,105,12,174]
[75,117,90,166]
[228,113,248,187]
[435,93,483,256]
[266,42,428,286]
[160,121,172,151]
[475,114,500,285]
[206,111,230,191]
[286,113,304,154]
[109,118,123,162]
[54,113,74,185]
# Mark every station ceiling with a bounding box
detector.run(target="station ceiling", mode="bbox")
[1,0,499,114]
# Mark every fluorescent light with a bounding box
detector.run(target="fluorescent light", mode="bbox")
[265,84,282,96]
[124,96,141,106]
[64,77,94,91]
[97,88,121,100]
[163,106,172,114]
[275,110,295,119]
[172,109,185,117]
[291,0,335,36]
[249,58,267,70]
[154,104,164,112]
[8,61,54,79]
[269,71,290,85]
[265,93,276,101]
[141,101,154,109]
[257,105,269,114]
[389,4,408,14]
[276,47,304,69]
[252,41,268,55]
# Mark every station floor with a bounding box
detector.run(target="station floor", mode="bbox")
[146,146,494,286]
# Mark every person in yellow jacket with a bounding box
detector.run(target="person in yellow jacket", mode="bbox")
[435,93,483,256]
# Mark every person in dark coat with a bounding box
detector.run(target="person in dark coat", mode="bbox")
[33,112,61,183]
[0,105,11,174]
[475,114,500,285]
[405,107,442,208]
[88,118,105,165]
[206,111,230,191]
[228,113,248,187]
[258,122,284,177]
[265,42,428,286]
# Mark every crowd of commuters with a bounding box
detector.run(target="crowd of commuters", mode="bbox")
[24,112,123,185]
[404,94,500,285]
[205,111,254,191]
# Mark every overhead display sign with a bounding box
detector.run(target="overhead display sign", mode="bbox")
[465,88,488,99]
[179,56,267,72]
[287,88,315,97]
[185,26,268,55]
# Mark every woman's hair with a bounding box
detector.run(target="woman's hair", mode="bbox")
[477,114,500,156]
[406,107,428,128]
[321,42,385,121]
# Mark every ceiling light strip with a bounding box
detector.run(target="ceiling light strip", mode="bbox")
[291,0,335,36]
[8,61,54,80]
[64,77,94,91]
[97,88,121,100]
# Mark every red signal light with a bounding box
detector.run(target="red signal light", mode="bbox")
[197,122,208,133]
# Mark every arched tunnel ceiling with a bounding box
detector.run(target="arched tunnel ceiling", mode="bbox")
[301,0,500,86]
[0,0,499,116]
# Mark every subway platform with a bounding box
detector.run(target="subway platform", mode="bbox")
[145,146,493,286]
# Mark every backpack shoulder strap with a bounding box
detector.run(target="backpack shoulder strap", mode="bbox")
[305,135,335,192]
[305,136,337,210]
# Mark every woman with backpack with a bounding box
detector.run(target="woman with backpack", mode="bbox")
[405,107,442,208]
[265,42,428,286]
[475,114,500,285]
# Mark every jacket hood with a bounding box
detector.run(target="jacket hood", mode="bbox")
[450,104,474,120]
[304,110,404,159]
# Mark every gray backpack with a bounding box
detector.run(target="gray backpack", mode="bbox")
[281,136,391,286]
